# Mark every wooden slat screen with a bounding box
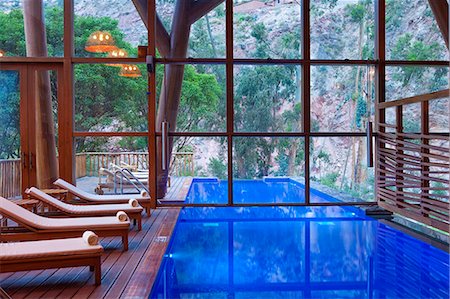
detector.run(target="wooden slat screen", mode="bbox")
[377,90,449,232]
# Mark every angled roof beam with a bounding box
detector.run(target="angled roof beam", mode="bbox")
[188,0,225,25]
[428,0,449,49]
[132,0,171,57]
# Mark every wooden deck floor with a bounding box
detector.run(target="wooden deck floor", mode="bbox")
[0,207,180,299]
[163,176,192,202]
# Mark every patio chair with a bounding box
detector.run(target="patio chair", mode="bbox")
[0,231,103,285]
[0,197,130,251]
[54,178,152,215]
[26,187,144,231]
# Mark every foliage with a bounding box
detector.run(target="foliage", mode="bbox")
[320,172,339,188]
[0,6,223,155]
[0,72,20,159]
[208,157,227,180]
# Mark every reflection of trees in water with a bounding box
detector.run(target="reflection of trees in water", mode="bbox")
[310,220,375,283]
[234,221,305,284]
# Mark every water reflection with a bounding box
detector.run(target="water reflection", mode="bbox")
[151,208,449,299]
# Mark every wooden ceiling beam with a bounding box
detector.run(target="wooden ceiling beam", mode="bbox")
[188,0,225,25]
[428,0,449,49]
[132,0,170,57]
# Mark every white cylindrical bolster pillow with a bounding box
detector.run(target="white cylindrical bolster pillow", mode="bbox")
[140,190,149,198]
[129,199,139,207]
[116,211,129,222]
[83,231,99,246]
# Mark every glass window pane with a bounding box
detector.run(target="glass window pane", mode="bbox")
[74,0,147,57]
[386,66,449,102]
[75,136,148,195]
[156,1,225,58]
[157,64,226,133]
[234,221,305,284]
[233,137,305,204]
[0,70,21,198]
[74,64,148,132]
[233,1,301,59]
[429,97,449,133]
[34,69,59,188]
[0,1,63,57]
[311,65,375,132]
[311,0,375,60]
[386,0,449,61]
[310,137,375,203]
[161,136,228,204]
[403,103,421,133]
[234,65,302,132]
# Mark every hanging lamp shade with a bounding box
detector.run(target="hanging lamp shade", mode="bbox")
[106,48,128,67]
[85,31,116,53]
[119,65,142,78]
[0,49,5,57]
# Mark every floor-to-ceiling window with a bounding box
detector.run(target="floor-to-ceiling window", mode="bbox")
[0,1,448,214]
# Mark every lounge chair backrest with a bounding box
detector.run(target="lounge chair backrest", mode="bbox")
[27,187,74,214]
[54,178,150,201]
[0,197,49,229]
[54,179,95,201]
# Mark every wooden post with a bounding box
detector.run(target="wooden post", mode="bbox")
[23,0,58,188]
[428,0,449,49]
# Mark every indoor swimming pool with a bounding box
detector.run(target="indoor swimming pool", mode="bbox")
[150,206,449,299]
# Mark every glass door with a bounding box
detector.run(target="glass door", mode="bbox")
[0,66,26,198]
[0,63,63,198]
[29,66,61,189]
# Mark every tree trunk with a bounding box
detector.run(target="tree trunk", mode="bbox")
[23,0,58,188]
[205,14,217,57]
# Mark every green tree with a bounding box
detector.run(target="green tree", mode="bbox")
[0,6,224,162]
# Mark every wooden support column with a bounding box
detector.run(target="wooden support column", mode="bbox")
[302,0,311,204]
[135,0,225,199]
[23,0,58,188]
[226,0,233,205]
[375,0,386,205]
[428,0,449,49]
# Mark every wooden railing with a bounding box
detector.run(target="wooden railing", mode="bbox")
[0,159,21,198]
[377,89,449,232]
[75,151,194,177]
[170,152,195,176]
[75,152,150,177]
[0,152,194,198]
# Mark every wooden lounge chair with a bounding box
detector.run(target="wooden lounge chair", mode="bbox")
[97,168,148,195]
[0,197,131,250]
[0,231,103,285]
[26,187,144,231]
[54,178,152,215]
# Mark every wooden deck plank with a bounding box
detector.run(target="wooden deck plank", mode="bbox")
[84,209,168,298]
[38,236,120,299]
[161,176,192,202]
[20,235,120,299]
[1,208,179,299]
[98,209,173,298]
[8,233,119,298]
[120,208,180,298]
[62,213,160,298]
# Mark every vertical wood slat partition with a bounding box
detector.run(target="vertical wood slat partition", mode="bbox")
[0,159,21,198]
[376,91,450,232]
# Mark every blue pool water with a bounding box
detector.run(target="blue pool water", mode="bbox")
[185,178,338,204]
[150,206,449,299]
